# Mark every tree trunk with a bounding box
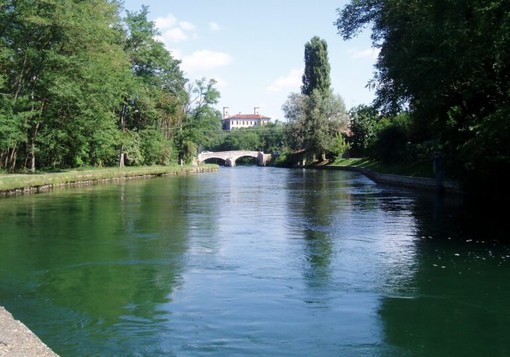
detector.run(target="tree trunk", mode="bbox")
[119,146,125,167]
[29,122,40,173]
[9,147,17,172]
[119,104,127,167]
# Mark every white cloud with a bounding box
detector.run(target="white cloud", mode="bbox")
[168,48,183,61]
[209,22,220,32]
[181,50,233,74]
[266,68,302,93]
[154,14,198,45]
[155,14,177,30]
[347,47,380,60]
[179,21,196,31]
[161,28,188,43]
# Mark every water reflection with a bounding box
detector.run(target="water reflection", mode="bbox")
[285,170,336,283]
[1,168,509,356]
[0,180,191,355]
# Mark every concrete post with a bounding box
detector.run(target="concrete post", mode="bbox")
[257,152,265,166]
[226,157,235,167]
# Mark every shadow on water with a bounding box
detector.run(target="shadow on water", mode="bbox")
[286,168,510,356]
[378,191,510,356]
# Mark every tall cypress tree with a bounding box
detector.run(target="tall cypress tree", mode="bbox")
[296,36,347,161]
[301,36,331,97]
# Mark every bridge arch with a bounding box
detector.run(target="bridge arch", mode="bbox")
[197,150,271,167]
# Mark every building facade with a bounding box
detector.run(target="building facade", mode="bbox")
[222,107,271,131]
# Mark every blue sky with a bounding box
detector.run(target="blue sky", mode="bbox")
[122,0,379,121]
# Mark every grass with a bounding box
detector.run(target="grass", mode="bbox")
[0,164,219,193]
[329,158,434,178]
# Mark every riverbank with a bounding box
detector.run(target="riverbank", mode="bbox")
[0,307,58,356]
[0,164,219,197]
[283,157,462,196]
[316,164,464,195]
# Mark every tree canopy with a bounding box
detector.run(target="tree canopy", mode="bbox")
[0,0,221,171]
[301,36,331,97]
[336,0,510,197]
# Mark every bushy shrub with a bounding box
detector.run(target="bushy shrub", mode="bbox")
[373,124,408,163]
[139,129,173,165]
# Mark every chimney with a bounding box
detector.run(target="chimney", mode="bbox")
[223,107,230,119]
[254,107,260,115]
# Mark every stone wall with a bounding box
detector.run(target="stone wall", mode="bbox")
[316,165,464,195]
[0,307,58,356]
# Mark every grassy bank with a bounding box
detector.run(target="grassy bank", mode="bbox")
[328,158,434,178]
[0,164,219,195]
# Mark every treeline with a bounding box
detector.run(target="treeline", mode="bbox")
[0,1,221,172]
[335,0,510,199]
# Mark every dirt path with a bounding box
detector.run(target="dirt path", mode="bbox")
[0,306,58,356]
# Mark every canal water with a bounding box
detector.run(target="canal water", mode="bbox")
[0,167,509,356]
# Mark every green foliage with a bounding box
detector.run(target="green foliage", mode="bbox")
[373,124,408,164]
[121,131,143,166]
[329,133,350,160]
[88,121,121,167]
[221,129,262,151]
[347,105,378,157]
[0,0,135,170]
[177,78,222,162]
[301,36,331,97]
[366,111,417,165]
[282,37,349,162]
[0,98,27,164]
[457,107,510,196]
[257,122,286,153]
[336,0,510,198]
[282,93,307,151]
[210,123,286,156]
[283,88,349,161]
[181,140,197,164]
[303,89,336,160]
[0,1,202,172]
[139,128,174,165]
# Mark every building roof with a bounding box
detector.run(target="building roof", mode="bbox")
[225,113,271,120]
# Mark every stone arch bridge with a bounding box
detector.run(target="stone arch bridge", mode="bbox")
[197,150,271,167]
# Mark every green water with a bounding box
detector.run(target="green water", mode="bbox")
[0,167,509,356]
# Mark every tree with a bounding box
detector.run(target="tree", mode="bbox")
[221,129,262,152]
[121,5,187,166]
[282,92,307,152]
[177,78,222,163]
[283,89,349,161]
[258,122,286,153]
[301,36,331,97]
[347,105,379,157]
[282,36,349,162]
[335,0,510,197]
[0,0,133,171]
[297,36,348,161]
[303,89,349,160]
